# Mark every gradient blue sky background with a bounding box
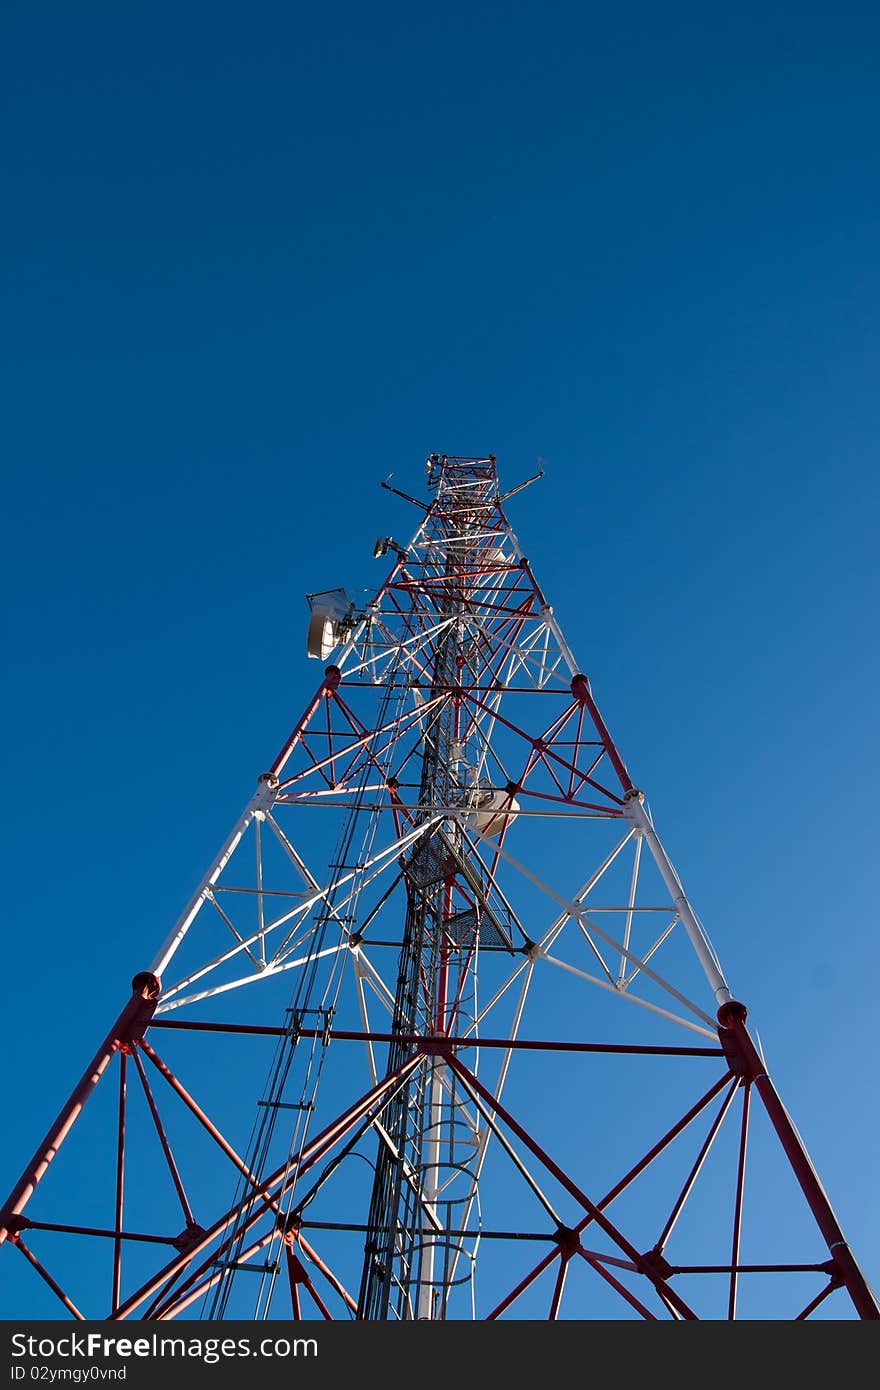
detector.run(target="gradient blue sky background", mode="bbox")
[2,1,878,1317]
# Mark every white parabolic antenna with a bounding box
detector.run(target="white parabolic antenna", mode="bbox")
[468,787,520,837]
[306,611,338,660]
[305,588,354,660]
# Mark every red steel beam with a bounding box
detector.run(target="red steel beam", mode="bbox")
[728,1078,750,1317]
[139,1039,267,1201]
[111,1052,127,1313]
[547,1256,568,1320]
[446,1052,698,1320]
[488,1068,735,1315]
[267,666,341,781]
[130,1048,195,1228]
[727,1083,751,1320]
[571,674,634,795]
[153,1232,275,1322]
[0,973,159,1245]
[296,1233,358,1315]
[19,1220,177,1245]
[655,1077,740,1253]
[579,1249,658,1320]
[147,1020,723,1057]
[14,1237,85,1320]
[486,1244,559,1319]
[796,1279,838,1320]
[718,1001,879,1320]
[286,1248,333,1321]
[112,1055,422,1321]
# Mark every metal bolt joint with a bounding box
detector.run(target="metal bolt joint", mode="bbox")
[131,971,161,1001]
[172,1222,206,1254]
[416,1035,455,1060]
[554,1225,580,1257]
[276,1210,303,1238]
[641,1247,674,1280]
[716,1001,760,1080]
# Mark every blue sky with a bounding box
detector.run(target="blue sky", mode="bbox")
[1,2,878,1319]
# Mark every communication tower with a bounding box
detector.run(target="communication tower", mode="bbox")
[1,454,876,1321]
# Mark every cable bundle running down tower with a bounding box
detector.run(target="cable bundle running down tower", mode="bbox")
[1,453,876,1320]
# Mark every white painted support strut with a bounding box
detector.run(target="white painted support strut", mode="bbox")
[623,791,732,1008]
[504,525,578,675]
[416,1060,445,1320]
[150,778,279,979]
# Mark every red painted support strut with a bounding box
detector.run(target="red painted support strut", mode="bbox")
[266,665,343,781]
[3,454,873,1322]
[717,1001,880,1320]
[571,674,634,794]
[0,973,160,1245]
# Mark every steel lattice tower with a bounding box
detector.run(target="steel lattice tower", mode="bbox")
[1,453,876,1321]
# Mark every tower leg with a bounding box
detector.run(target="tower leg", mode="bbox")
[0,973,160,1244]
[717,1001,879,1320]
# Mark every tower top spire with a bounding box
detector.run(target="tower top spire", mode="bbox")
[425,452,498,493]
